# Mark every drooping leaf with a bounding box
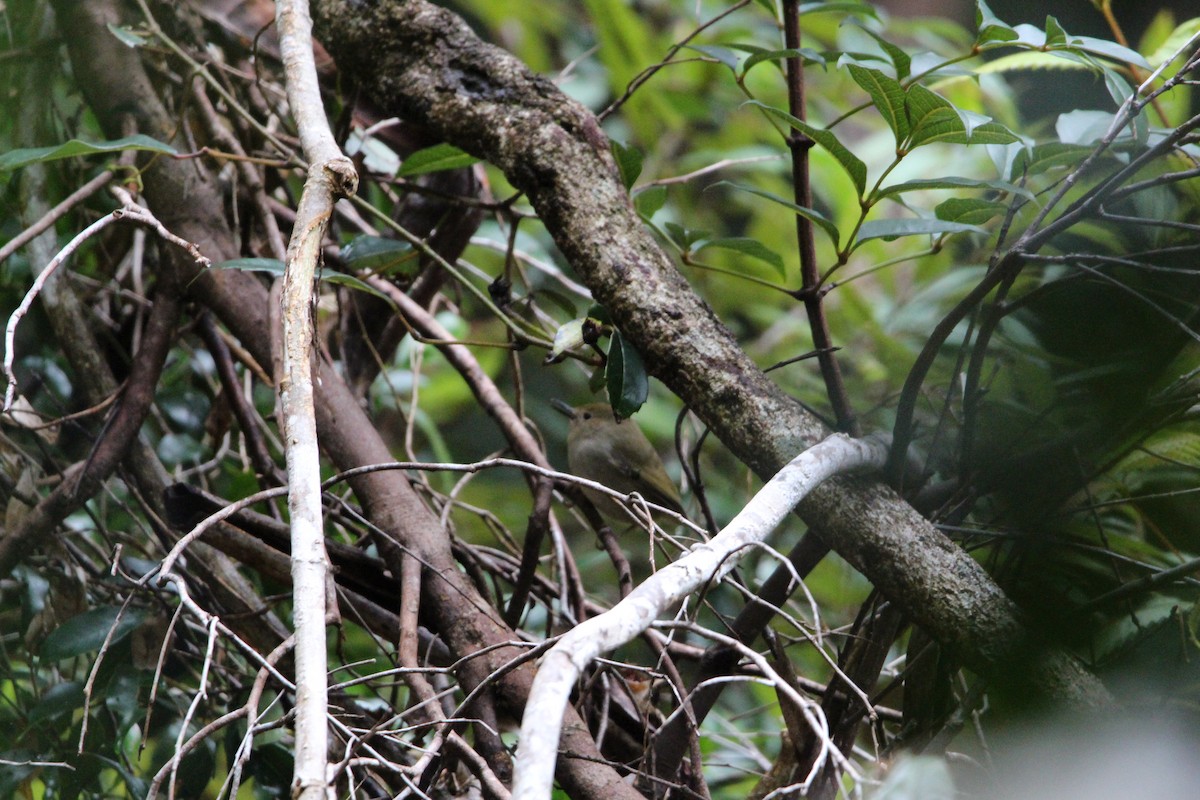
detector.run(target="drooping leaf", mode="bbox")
[747,100,868,195]
[855,217,987,245]
[848,22,912,79]
[685,44,743,72]
[606,328,648,420]
[1068,35,1151,69]
[877,176,1033,201]
[397,143,480,178]
[0,135,176,172]
[696,237,787,278]
[716,180,841,249]
[742,47,826,77]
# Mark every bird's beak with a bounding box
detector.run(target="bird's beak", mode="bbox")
[550,398,576,419]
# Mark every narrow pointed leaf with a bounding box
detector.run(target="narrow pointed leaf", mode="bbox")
[747,101,867,195]
[856,217,987,245]
[0,135,176,172]
[717,180,841,249]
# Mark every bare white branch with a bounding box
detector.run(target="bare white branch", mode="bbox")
[511,433,889,800]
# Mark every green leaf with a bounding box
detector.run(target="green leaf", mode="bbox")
[340,235,418,277]
[905,85,1018,148]
[685,44,743,72]
[0,135,177,172]
[1009,142,1096,178]
[746,101,867,195]
[40,606,149,661]
[663,222,711,249]
[28,681,85,724]
[1068,35,1151,69]
[611,140,644,189]
[873,755,955,800]
[319,270,392,301]
[716,180,841,249]
[848,22,912,79]
[974,0,1017,46]
[634,185,667,219]
[799,2,878,18]
[934,197,1008,225]
[696,237,786,278]
[877,176,1033,201]
[847,65,910,144]
[397,143,480,178]
[856,217,987,245]
[742,47,826,76]
[1044,15,1068,48]
[606,328,648,420]
[213,258,393,302]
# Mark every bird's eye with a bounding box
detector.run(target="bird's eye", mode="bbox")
[581,412,592,420]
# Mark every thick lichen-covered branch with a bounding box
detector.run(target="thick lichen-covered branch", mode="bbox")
[313,0,1109,705]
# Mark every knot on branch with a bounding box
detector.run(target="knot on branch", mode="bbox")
[325,156,359,199]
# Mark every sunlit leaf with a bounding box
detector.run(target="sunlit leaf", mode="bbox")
[848,65,909,144]
[550,318,588,360]
[905,85,1018,148]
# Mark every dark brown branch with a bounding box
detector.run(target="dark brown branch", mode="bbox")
[782,0,857,436]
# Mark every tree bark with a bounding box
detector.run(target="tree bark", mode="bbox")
[312,0,1109,705]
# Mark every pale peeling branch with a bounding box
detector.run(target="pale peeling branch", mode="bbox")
[512,434,889,800]
[274,2,358,798]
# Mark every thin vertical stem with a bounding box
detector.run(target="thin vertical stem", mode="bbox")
[783,1,858,435]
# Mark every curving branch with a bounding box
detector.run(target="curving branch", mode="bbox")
[312,0,1109,704]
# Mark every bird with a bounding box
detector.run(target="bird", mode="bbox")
[552,400,684,522]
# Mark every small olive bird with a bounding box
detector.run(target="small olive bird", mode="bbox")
[552,400,684,521]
